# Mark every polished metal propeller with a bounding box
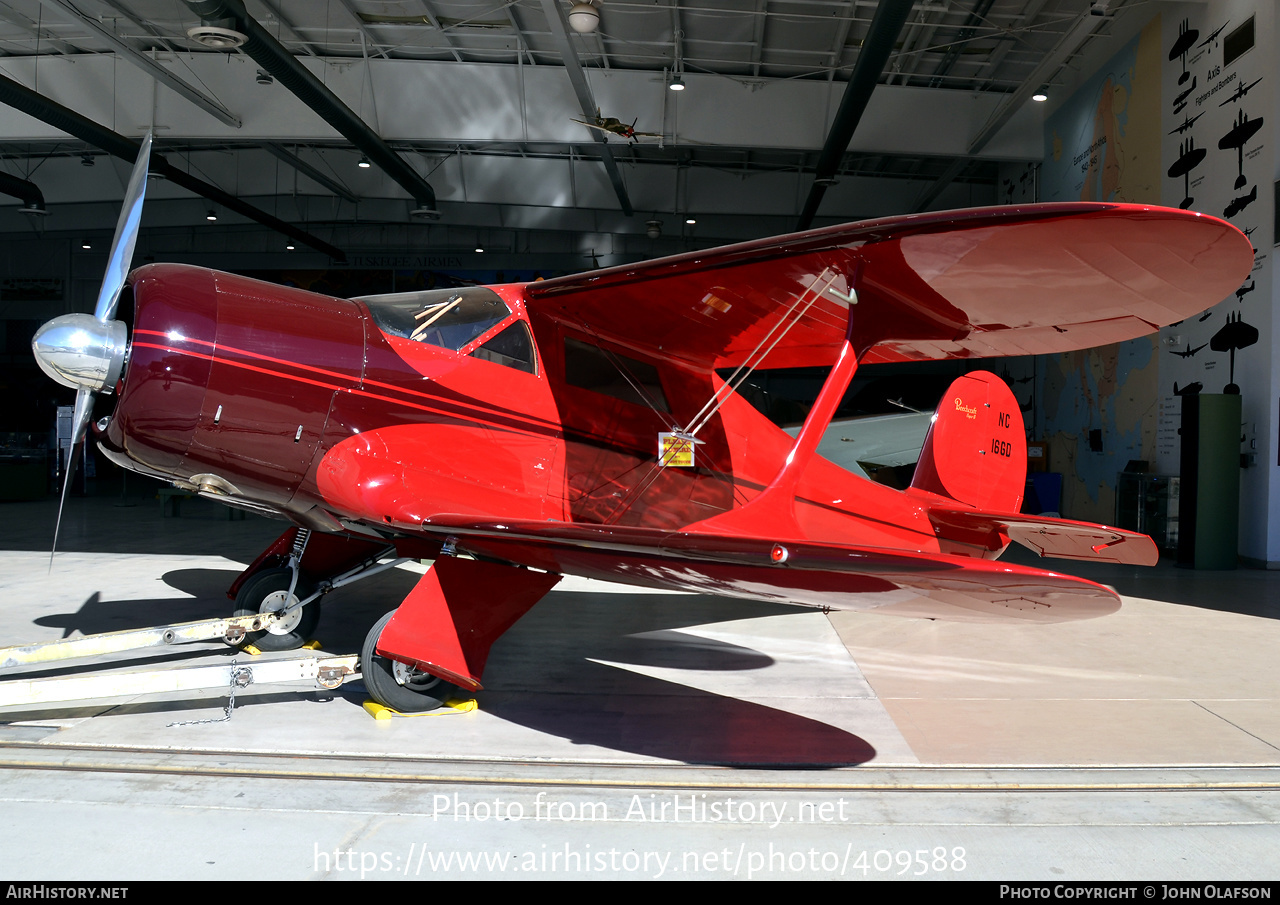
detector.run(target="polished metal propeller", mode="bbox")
[31,131,152,566]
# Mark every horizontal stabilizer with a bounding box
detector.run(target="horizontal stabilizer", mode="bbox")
[925,507,1159,566]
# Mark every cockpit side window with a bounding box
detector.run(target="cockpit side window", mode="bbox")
[471,320,537,374]
[361,287,511,351]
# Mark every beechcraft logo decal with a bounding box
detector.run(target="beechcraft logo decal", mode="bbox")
[954,397,978,420]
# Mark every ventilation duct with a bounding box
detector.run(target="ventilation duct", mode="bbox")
[0,170,48,215]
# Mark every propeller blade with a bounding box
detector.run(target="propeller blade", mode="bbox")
[92,131,152,325]
[50,389,93,570]
[69,386,93,447]
[46,134,149,570]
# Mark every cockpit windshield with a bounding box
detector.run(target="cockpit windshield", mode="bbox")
[359,286,512,351]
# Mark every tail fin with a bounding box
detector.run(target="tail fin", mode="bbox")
[910,370,1026,512]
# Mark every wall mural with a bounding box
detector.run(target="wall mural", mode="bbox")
[995,161,1040,458]
[1156,0,1274,563]
[1036,16,1161,524]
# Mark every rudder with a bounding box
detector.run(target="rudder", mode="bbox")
[910,370,1026,512]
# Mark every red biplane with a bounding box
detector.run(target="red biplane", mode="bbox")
[32,136,1253,711]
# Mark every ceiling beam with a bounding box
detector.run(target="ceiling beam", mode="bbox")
[0,70,346,260]
[749,0,768,78]
[0,3,84,55]
[824,0,860,83]
[538,0,634,216]
[977,0,1050,87]
[502,4,535,66]
[414,0,464,63]
[796,0,912,230]
[333,0,392,61]
[251,0,320,56]
[181,0,436,210]
[926,0,997,88]
[891,0,949,85]
[94,0,181,55]
[885,0,927,85]
[263,142,359,204]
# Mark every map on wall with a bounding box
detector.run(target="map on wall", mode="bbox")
[1042,20,1161,205]
[1036,17,1162,523]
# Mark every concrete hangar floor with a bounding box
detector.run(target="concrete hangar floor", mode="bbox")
[0,481,1277,881]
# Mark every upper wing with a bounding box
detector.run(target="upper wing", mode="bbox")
[422,515,1121,624]
[526,203,1252,369]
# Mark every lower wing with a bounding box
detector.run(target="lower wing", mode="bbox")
[421,516,1121,624]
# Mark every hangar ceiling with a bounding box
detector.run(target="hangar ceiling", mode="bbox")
[0,0,1142,267]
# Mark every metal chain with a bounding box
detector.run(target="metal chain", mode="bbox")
[168,659,254,727]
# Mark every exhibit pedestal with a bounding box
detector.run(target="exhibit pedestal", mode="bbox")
[1176,394,1241,570]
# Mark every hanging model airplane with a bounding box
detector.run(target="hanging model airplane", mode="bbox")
[571,109,664,142]
[31,136,1254,712]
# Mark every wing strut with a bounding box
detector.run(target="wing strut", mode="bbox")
[683,281,878,541]
[683,267,844,439]
[598,267,852,526]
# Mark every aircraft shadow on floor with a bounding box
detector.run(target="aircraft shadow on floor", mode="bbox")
[473,591,876,767]
[9,567,877,767]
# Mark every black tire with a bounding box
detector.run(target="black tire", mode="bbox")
[232,567,321,652]
[360,611,458,713]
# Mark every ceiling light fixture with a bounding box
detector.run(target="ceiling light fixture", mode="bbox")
[645,220,662,239]
[285,243,296,251]
[81,241,92,250]
[205,209,218,221]
[80,154,95,167]
[669,30,687,92]
[685,217,696,225]
[1032,90,1048,102]
[256,70,274,86]
[358,156,372,169]
[567,1,600,34]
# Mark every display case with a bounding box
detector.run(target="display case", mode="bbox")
[1115,473,1180,551]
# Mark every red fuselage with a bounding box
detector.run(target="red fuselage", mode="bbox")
[100,264,940,555]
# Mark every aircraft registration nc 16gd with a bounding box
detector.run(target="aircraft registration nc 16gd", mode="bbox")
[32,135,1254,712]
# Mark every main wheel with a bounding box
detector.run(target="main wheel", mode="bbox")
[361,611,459,713]
[231,567,321,652]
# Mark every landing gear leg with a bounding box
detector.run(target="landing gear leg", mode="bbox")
[231,567,321,652]
[231,528,319,652]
